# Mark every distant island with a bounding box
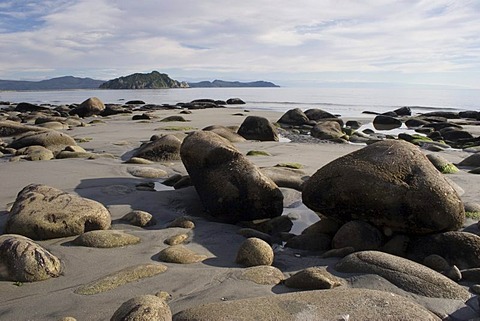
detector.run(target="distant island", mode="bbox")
[99,71,189,89]
[0,76,104,90]
[188,79,279,88]
[0,71,279,90]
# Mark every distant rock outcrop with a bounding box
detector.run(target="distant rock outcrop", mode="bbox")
[188,79,279,88]
[99,71,189,89]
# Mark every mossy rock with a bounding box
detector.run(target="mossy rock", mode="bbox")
[275,162,303,169]
[74,137,93,143]
[439,163,459,174]
[157,245,207,264]
[155,126,197,131]
[160,115,189,122]
[238,265,285,285]
[72,230,141,248]
[246,150,272,156]
[75,264,167,295]
[465,211,480,219]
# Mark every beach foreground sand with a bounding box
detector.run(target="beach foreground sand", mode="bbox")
[1,104,480,320]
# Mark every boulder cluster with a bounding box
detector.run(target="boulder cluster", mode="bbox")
[2,98,480,320]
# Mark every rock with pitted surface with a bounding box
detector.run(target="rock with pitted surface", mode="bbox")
[0,234,62,282]
[180,131,283,223]
[8,130,77,153]
[69,97,105,117]
[236,237,274,267]
[111,295,172,321]
[302,140,464,235]
[131,134,182,162]
[335,251,470,300]
[173,288,440,321]
[5,184,111,240]
[408,231,480,269]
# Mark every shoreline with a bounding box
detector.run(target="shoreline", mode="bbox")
[1,100,480,320]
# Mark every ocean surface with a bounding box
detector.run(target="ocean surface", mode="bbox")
[0,87,478,118]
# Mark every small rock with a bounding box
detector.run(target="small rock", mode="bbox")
[321,247,355,258]
[470,284,480,294]
[121,210,156,227]
[127,166,168,178]
[236,237,274,267]
[444,265,462,282]
[284,267,343,290]
[155,291,172,302]
[72,230,140,248]
[238,265,285,285]
[157,245,207,264]
[110,295,172,321]
[423,254,450,271]
[332,220,383,251]
[164,233,189,245]
[167,217,195,229]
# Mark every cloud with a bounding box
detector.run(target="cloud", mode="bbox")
[0,0,478,87]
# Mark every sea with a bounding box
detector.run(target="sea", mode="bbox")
[0,87,478,118]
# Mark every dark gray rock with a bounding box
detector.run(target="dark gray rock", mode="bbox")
[180,131,283,223]
[332,220,383,251]
[277,108,309,126]
[304,108,336,121]
[69,97,105,117]
[132,135,182,162]
[373,115,402,130]
[302,140,465,234]
[310,121,345,140]
[237,115,278,141]
[408,231,480,269]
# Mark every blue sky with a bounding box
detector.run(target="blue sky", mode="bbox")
[0,0,479,88]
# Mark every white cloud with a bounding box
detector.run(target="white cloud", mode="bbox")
[0,0,478,87]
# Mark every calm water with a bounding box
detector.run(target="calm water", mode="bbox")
[1,87,478,117]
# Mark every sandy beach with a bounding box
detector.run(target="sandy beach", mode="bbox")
[1,102,480,320]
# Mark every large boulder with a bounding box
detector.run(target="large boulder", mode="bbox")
[131,134,182,162]
[0,234,62,282]
[173,288,440,321]
[8,130,77,153]
[69,97,105,117]
[180,131,283,223]
[237,116,279,141]
[5,184,111,240]
[302,140,464,234]
[335,251,470,300]
[277,108,309,126]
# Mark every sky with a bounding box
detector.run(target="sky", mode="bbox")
[0,0,479,88]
